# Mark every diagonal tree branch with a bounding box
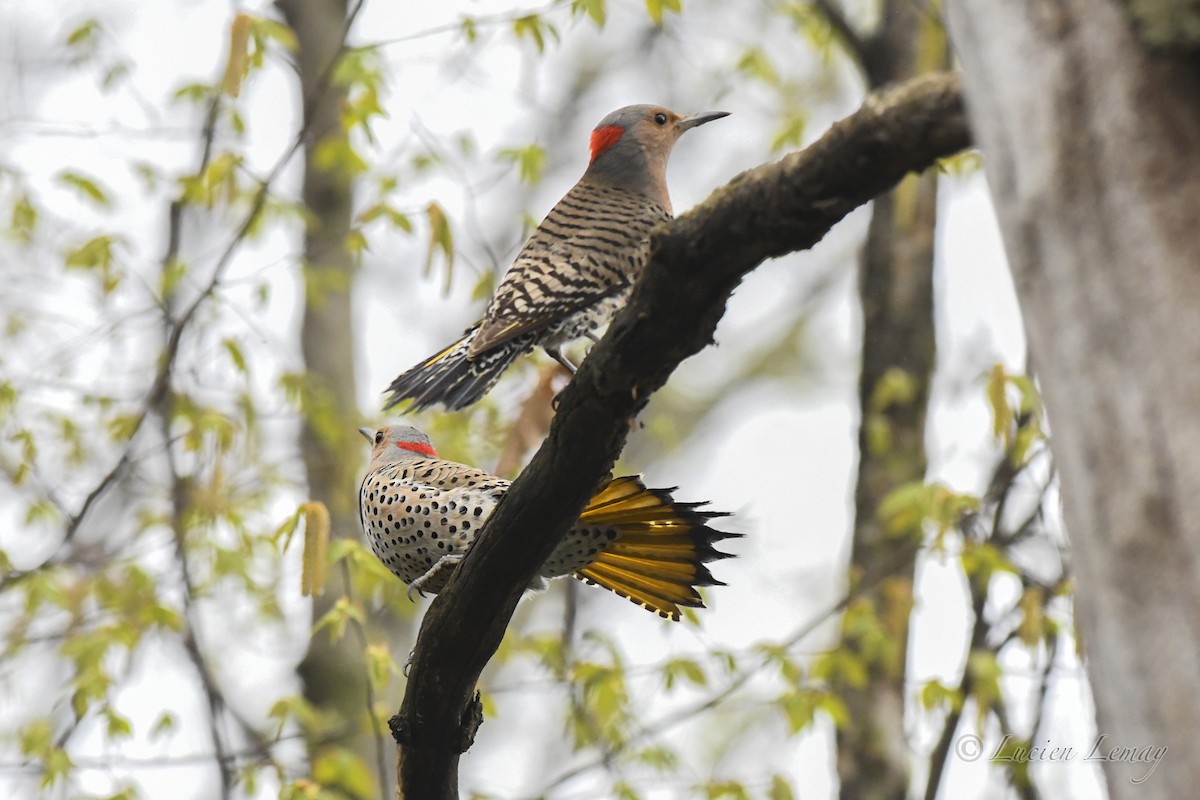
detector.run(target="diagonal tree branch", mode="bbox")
[393,71,971,797]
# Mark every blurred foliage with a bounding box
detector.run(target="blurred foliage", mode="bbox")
[0,2,1075,799]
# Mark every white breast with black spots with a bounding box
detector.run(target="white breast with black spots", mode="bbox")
[359,461,506,590]
[539,524,620,579]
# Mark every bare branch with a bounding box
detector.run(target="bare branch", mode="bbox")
[393,72,970,797]
[810,0,869,71]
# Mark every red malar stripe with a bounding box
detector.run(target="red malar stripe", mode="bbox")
[398,441,438,458]
[589,125,624,163]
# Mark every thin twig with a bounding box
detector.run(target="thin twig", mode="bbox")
[809,0,869,71]
[337,558,392,796]
[537,540,921,795]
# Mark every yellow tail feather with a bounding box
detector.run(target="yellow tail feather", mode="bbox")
[572,476,738,621]
[421,337,468,368]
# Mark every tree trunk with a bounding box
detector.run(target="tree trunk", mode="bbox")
[948,2,1200,796]
[836,2,944,797]
[276,0,381,792]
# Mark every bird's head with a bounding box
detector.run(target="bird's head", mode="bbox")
[359,424,438,466]
[584,104,729,207]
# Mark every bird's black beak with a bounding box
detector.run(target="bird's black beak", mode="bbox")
[677,110,730,132]
[358,427,374,443]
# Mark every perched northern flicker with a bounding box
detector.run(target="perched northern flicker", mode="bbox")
[384,104,729,412]
[358,425,738,619]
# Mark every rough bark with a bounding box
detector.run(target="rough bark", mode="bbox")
[828,2,946,796]
[277,0,381,792]
[948,2,1200,797]
[392,73,971,799]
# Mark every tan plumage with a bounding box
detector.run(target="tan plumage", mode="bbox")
[358,425,739,620]
[383,104,729,413]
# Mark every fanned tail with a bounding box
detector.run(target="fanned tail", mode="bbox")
[383,324,523,412]
[573,476,740,621]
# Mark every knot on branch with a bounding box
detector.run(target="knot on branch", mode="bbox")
[390,691,484,754]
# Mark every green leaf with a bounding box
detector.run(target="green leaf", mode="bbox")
[358,203,414,233]
[65,19,100,47]
[101,62,130,92]
[460,17,478,42]
[365,643,400,689]
[1017,585,1046,647]
[770,113,807,152]
[344,228,368,257]
[24,499,59,527]
[571,0,607,26]
[736,48,779,85]
[42,747,73,788]
[222,338,248,374]
[424,201,455,291]
[312,747,375,800]
[313,137,369,176]
[960,540,1017,585]
[250,17,298,53]
[635,744,678,771]
[171,82,215,105]
[817,692,851,728]
[663,657,707,689]
[10,194,38,242]
[646,0,682,26]
[936,149,984,175]
[104,708,133,740]
[704,779,750,799]
[920,679,963,713]
[498,143,548,184]
[613,781,642,800]
[57,171,111,207]
[272,507,304,550]
[986,363,1010,443]
[64,234,123,293]
[768,775,795,800]
[19,719,53,757]
[1009,374,1042,416]
[967,650,1002,726]
[512,14,559,53]
[869,366,919,413]
[312,596,363,642]
[776,689,816,734]
[343,84,388,143]
[878,481,979,542]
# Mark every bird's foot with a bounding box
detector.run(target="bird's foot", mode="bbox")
[406,554,464,601]
[544,347,578,375]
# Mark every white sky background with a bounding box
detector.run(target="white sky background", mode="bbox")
[0,0,1106,798]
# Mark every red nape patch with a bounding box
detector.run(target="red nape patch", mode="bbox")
[398,440,438,458]
[589,125,624,163]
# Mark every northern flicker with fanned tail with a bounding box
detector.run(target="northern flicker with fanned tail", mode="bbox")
[358,425,738,619]
[384,104,729,412]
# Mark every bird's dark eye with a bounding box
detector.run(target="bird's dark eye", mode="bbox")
[374,431,383,444]
[654,113,668,126]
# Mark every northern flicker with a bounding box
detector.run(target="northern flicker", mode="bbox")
[384,104,729,412]
[358,424,738,619]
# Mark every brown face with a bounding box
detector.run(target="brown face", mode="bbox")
[627,107,687,158]
[590,106,680,163]
[584,104,728,201]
